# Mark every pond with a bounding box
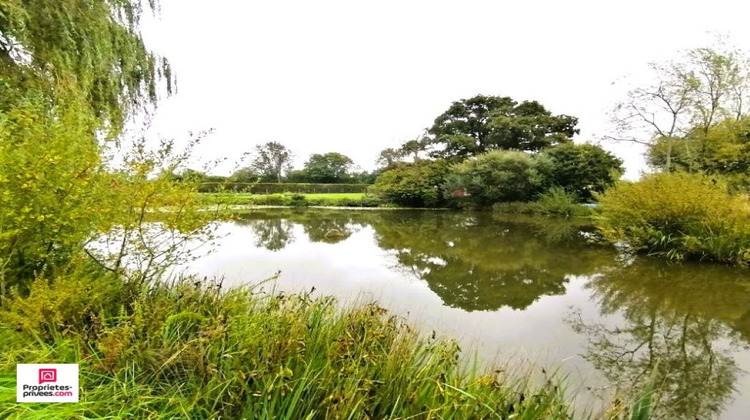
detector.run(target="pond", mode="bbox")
[183,209,750,419]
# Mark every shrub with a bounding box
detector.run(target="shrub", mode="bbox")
[372,160,450,207]
[444,150,543,206]
[596,172,750,264]
[288,193,309,207]
[491,202,541,214]
[537,143,623,201]
[536,187,592,217]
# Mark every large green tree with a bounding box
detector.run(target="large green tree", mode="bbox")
[538,143,623,200]
[428,95,578,159]
[250,142,293,183]
[302,152,354,183]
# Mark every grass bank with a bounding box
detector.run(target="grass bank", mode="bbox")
[201,192,384,208]
[0,269,589,419]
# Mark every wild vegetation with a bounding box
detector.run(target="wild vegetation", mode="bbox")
[202,192,382,207]
[0,269,583,419]
[0,1,655,419]
[596,173,750,264]
[2,0,750,418]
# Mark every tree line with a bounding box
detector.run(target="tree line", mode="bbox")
[176,146,376,185]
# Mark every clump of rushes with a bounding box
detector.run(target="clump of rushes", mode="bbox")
[596,172,750,264]
[0,270,572,419]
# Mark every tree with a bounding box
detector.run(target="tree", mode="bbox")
[648,117,750,191]
[372,160,450,207]
[229,167,260,183]
[376,147,405,169]
[0,1,172,136]
[537,143,623,200]
[0,1,174,284]
[443,150,544,205]
[428,95,578,159]
[302,152,354,183]
[250,142,293,183]
[399,134,432,162]
[610,42,750,171]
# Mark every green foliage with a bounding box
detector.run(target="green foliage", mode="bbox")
[649,118,750,192]
[197,182,369,194]
[612,42,750,174]
[203,193,382,208]
[0,0,172,136]
[0,95,107,285]
[298,152,354,183]
[375,147,405,168]
[538,143,624,200]
[429,95,578,159]
[229,166,260,183]
[250,141,293,183]
[444,150,543,206]
[372,160,450,207]
[0,273,572,419]
[535,187,592,217]
[596,172,750,264]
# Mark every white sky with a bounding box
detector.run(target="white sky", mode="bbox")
[140,0,750,179]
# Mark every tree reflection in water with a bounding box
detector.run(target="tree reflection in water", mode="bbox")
[570,261,750,419]
[235,215,295,251]
[370,212,614,311]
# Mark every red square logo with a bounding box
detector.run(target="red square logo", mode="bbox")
[38,368,57,384]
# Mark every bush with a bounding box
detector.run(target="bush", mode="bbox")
[444,150,543,206]
[536,187,592,217]
[537,143,623,201]
[491,202,541,214]
[372,160,450,207]
[596,172,750,264]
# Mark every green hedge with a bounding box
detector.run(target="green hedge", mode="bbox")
[197,182,370,194]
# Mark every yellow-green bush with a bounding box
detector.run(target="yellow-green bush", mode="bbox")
[596,172,750,264]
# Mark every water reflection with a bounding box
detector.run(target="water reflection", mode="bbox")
[570,261,750,419]
[371,212,615,311]
[235,216,295,251]
[234,210,615,311]
[223,209,750,418]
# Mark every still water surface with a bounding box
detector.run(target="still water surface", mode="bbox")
[184,209,750,419]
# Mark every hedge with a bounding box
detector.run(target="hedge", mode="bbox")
[197,182,370,194]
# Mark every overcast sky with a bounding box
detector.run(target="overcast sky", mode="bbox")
[140,0,750,179]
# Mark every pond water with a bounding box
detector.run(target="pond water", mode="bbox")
[184,209,750,419]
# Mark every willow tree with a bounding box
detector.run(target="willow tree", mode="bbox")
[0,0,173,132]
[0,1,176,287]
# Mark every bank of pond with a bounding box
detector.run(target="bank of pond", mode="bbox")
[2,209,749,419]
[210,210,750,419]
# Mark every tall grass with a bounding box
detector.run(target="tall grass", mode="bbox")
[491,188,593,217]
[0,268,574,419]
[596,172,750,264]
